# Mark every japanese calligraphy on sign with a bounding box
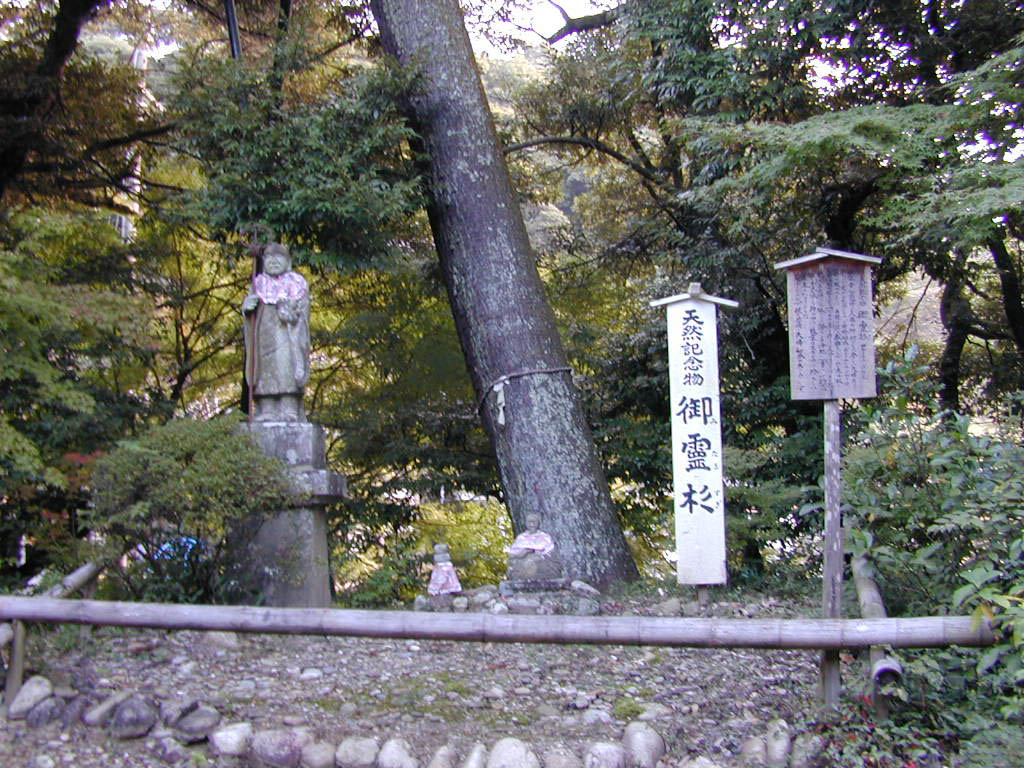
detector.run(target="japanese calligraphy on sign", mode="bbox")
[651,284,737,586]
[775,248,881,401]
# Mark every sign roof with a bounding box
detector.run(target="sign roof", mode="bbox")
[774,247,882,271]
[650,282,739,309]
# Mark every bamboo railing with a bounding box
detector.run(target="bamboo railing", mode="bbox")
[0,595,993,649]
[851,553,904,717]
[2,561,104,717]
[1,558,995,718]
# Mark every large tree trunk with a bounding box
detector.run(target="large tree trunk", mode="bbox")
[369,0,637,588]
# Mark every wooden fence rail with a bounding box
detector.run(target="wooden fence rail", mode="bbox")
[851,552,904,716]
[0,596,994,650]
[1,560,104,647]
[1,561,104,716]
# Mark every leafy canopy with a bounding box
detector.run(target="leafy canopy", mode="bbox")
[172,54,424,269]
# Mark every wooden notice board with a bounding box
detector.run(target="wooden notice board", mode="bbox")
[775,247,880,706]
[775,248,881,401]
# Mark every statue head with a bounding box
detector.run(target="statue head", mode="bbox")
[525,513,540,532]
[263,243,291,277]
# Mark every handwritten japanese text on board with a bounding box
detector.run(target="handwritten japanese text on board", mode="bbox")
[786,259,876,400]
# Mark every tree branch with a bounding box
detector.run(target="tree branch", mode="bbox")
[503,135,666,188]
[543,3,626,44]
[83,123,177,156]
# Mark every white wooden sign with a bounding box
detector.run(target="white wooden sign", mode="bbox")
[775,248,881,400]
[651,284,737,586]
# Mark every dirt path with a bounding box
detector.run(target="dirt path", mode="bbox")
[1,592,825,767]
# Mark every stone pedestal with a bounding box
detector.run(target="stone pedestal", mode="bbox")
[501,549,568,595]
[500,578,570,595]
[241,422,345,607]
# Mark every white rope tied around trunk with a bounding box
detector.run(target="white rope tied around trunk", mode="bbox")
[476,367,573,426]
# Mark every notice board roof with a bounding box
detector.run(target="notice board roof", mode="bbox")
[774,247,882,271]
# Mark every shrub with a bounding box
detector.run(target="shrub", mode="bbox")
[83,415,296,604]
[841,349,1024,754]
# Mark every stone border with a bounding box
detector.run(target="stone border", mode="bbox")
[9,665,826,768]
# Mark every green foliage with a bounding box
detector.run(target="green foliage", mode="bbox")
[845,351,1024,621]
[84,415,296,604]
[121,195,257,418]
[506,0,1024,484]
[333,499,511,607]
[415,501,512,587]
[0,211,160,581]
[734,102,1024,253]
[843,350,1024,747]
[809,695,950,768]
[576,315,673,567]
[334,540,427,609]
[0,9,166,207]
[627,0,819,121]
[1,216,128,480]
[958,724,1024,768]
[172,55,424,268]
[723,444,821,588]
[305,264,514,605]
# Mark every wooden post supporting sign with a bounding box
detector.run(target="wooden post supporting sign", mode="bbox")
[775,247,881,707]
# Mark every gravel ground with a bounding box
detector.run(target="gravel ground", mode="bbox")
[1,591,827,767]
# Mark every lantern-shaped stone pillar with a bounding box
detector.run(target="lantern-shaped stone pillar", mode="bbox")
[241,422,345,607]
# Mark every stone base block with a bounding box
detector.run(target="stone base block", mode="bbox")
[252,507,331,608]
[292,469,347,504]
[506,551,564,581]
[240,422,326,469]
[252,395,305,423]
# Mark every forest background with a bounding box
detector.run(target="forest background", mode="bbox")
[2,0,1024,762]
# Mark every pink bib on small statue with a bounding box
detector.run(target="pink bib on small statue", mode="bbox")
[428,562,462,595]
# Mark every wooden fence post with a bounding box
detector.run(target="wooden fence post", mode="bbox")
[3,620,26,719]
[852,552,903,718]
[821,400,843,706]
[1,560,106,713]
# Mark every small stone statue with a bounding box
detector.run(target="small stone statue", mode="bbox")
[428,543,462,596]
[242,243,310,422]
[507,513,563,580]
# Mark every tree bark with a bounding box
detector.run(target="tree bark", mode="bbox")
[989,237,1024,355]
[938,254,971,413]
[369,0,637,588]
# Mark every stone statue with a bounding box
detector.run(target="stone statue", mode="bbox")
[427,543,462,596]
[242,243,310,422]
[507,513,562,581]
